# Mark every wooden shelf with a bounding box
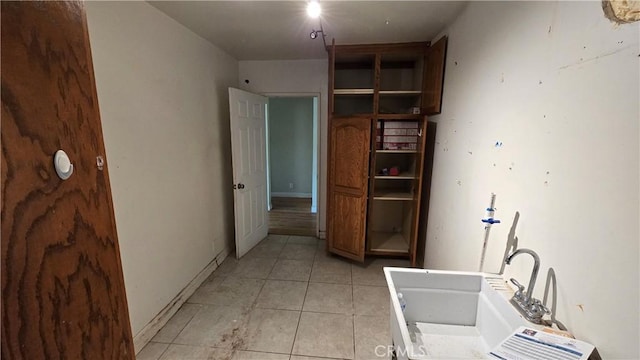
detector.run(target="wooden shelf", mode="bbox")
[375,173,416,180]
[379,90,422,96]
[333,113,374,119]
[373,190,413,201]
[334,88,374,95]
[377,114,423,120]
[376,149,418,154]
[369,231,409,253]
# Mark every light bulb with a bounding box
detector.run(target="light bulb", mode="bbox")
[307,1,321,18]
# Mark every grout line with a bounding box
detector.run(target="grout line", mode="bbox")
[298,308,355,316]
[290,271,311,356]
[352,280,357,360]
[233,349,292,356]
[166,304,204,343]
[155,342,171,360]
[352,283,387,288]
[350,261,354,291]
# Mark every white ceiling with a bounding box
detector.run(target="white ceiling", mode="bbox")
[149,1,468,60]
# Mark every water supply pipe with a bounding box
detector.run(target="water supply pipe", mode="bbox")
[479,193,500,272]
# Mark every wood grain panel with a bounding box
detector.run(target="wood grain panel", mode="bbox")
[328,39,336,115]
[332,122,371,193]
[408,117,429,266]
[331,193,365,256]
[423,36,448,115]
[327,117,370,262]
[1,2,134,359]
[415,122,438,269]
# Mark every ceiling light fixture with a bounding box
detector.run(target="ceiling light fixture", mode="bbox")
[306,0,321,18]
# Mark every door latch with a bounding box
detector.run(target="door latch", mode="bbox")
[237,183,245,189]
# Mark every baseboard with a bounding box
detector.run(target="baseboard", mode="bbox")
[271,192,312,198]
[318,230,326,239]
[133,246,232,354]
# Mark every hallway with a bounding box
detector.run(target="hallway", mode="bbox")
[268,198,316,237]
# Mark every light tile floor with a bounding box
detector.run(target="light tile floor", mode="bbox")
[137,234,410,360]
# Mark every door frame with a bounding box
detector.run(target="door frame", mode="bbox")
[264,92,321,238]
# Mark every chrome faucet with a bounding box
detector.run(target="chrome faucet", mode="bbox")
[505,248,549,323]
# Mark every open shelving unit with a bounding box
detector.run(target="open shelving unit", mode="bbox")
[326,38,446,266]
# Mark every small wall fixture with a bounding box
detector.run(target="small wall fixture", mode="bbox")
[309,23,327,48]
[309,29,323,39]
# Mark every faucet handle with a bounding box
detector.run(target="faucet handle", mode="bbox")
[530,300,551,317]
[510,278,525,299]
[535,300,551,314]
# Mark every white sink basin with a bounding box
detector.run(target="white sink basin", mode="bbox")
[384,268,529,360]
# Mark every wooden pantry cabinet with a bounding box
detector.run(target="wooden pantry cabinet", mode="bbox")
[326,38,446,266]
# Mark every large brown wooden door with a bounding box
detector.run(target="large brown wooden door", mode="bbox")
[1,2,134,359]
[327,117,371,262]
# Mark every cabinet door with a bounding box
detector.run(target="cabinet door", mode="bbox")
[327,117,371,262]
[423,36,448,115]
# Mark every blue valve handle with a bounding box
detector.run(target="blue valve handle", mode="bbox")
[481,218,501,224]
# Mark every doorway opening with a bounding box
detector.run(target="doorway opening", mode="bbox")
[266,95,319,236]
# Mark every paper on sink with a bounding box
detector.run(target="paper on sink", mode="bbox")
[489,326,595,360]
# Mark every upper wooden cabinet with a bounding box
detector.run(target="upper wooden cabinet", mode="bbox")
[328,39,447,118]
[326,39,445,266]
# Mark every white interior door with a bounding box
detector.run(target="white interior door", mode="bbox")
[229,87,269,258]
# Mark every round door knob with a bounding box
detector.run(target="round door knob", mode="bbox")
[54,150,74,180]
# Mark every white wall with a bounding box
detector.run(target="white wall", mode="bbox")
[239,60,328,236]
[425,2,639,358]
[86,1,238,337]
[269,97,314,195]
